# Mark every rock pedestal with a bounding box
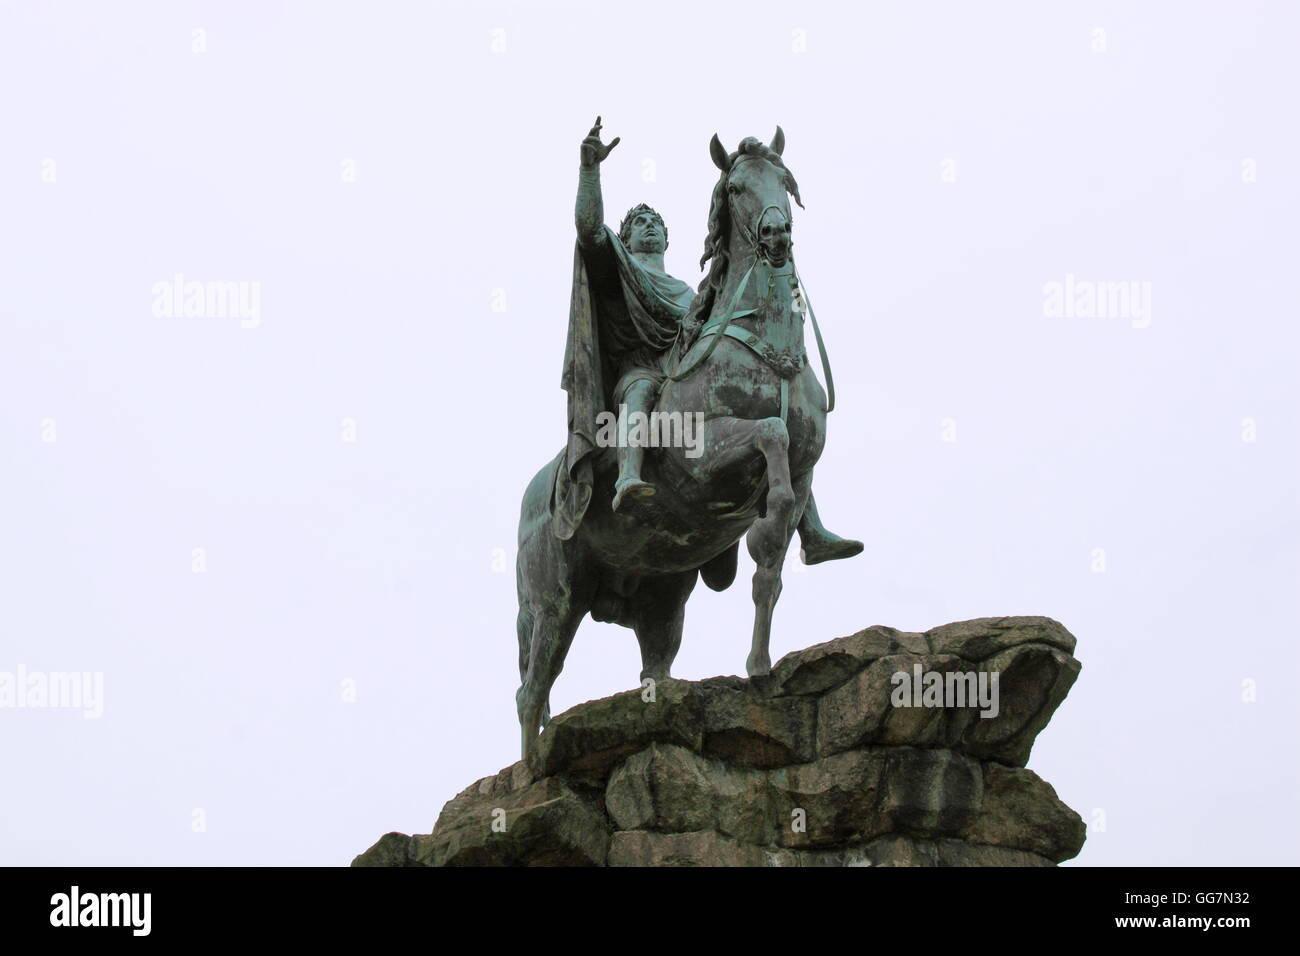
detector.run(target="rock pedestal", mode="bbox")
[353,616,1085,867]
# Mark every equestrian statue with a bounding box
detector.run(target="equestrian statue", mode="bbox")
[515,117,861,758]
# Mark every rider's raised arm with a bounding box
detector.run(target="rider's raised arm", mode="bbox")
[575,164,606,250]
[576,116,619,250]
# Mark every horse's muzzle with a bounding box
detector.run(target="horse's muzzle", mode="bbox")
[760,239,791,266]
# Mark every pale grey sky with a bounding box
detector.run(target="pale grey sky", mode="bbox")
[1,0,1296,866]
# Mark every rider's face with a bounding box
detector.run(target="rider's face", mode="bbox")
[627,214,666,254]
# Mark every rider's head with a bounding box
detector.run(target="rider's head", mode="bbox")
[620,203,668,254]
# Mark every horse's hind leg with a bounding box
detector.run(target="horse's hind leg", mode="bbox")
[516,606,551,727]
[516,602,585,760]
[630,571,698,682]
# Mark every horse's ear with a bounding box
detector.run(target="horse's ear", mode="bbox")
[770,125,785,156]
[709,134,730,172]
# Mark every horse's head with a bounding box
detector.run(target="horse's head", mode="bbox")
[706,127,803,268]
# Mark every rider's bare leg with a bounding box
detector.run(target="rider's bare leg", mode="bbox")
[613,378,657,512]
[797,490,863,565]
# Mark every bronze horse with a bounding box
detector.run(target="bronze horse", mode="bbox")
[515,128,839,758]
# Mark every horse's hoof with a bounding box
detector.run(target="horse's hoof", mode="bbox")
[746,654,772,677]
[612,479,656,513]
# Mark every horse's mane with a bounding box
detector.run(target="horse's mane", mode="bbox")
[681,138,804,332]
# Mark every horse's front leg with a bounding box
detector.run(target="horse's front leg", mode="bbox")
[687,414,801,676]
[745,467,810,676]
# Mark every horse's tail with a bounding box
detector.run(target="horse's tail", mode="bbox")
[515,604,535,687]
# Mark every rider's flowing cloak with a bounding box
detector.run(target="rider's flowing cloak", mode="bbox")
[553,226,695,540]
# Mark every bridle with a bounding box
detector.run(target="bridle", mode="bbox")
[663,166,836,414]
